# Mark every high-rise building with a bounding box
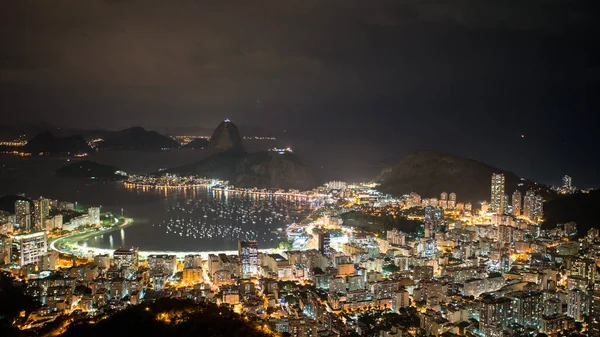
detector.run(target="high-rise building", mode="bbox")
[15,200,31,231]
[318,233,331,256]
[238,240,259,278]
[33,198,50,231]
[387,229,405,246]
[490,173,505,213]
[511,291,543,328]
[567,288,587,322]
[0,235,13,265]
[502,194,509,214]
[14,231,47,266]
[327,181,347,190]
[523,190,543,222]
[534,194,543,221]
[440,192,448,201]
[147,254,177,277]
[183,254,203,269]
[590,284,600,336]
[113,247,139,277]
[480,297,512,337]
[481,201,489,214]
[562,175,572,193]
[570,259,596,284]
[448,192,456,209]
[512,190,522,216]
[88,207,100,224]
[392,289,410,312]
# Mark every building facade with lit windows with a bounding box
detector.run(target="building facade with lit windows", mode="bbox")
[33,198,50,231]
[510,291,543,328]
[523,190,543,222]
[15,199,31,231]
[479,297,512,337]
[14,231,47,266]
[238,240,259,278]
[113,247,139,277]
[590,284,600,336]
[490,173,505,213]
[512,190,522,216]
[562,175,572,193]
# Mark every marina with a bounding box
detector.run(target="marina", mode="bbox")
[80,186,321,252]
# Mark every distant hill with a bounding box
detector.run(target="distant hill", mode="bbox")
[56,160,123,180]
[542,190,600,236]
[182,138,209,150]
[97,127,179,150]
[377,150,548,202]
[207,120,244,155]
[23,132,92,156]
[169,150,316,190]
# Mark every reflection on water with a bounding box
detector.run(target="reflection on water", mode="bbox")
[82,187,316,251]
[0,153,316,252]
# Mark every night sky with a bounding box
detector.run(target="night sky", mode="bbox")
[1,1,599,186]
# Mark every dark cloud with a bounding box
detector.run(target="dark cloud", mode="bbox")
[0,0,599,184]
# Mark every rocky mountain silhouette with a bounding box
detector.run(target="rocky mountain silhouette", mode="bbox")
[206,119,244,155]
[23,132,92,156]
[168,120,315,190]
[97,127,179,150]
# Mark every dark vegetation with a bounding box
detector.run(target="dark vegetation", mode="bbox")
[542,189,600,236]
[341,211,422,235]
[56,160,123,180]
[0,272,39,335]
[60,298,269,337]
[355,308,420,337]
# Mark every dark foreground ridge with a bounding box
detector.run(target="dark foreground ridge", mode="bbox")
[58,299,269,337]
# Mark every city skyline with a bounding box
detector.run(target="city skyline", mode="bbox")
[1,1,599,336]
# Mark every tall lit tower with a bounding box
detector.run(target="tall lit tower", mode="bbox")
[318,232,331,256]
[15,200,31,231]
[512,190,522,216]
[562,175,572,194]
[523,190,533,219]
[490,173,505,213]
[238,240,259,278]
[33,198,50,231]
[448,192,457,209]
[439,192,448,209]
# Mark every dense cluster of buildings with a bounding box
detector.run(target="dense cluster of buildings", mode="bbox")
[0,195,102,271]
[1,175,599,337]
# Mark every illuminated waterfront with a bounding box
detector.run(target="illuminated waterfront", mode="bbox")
[80,186,319,252]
